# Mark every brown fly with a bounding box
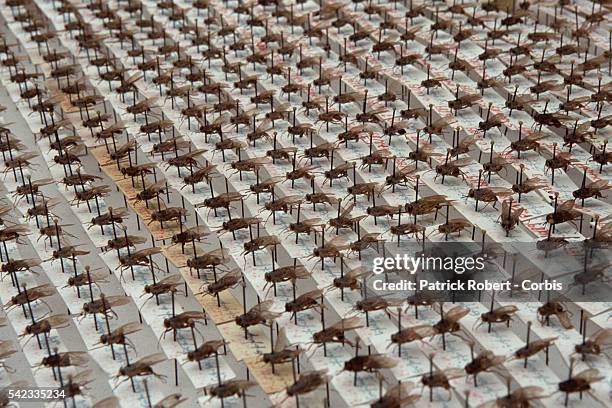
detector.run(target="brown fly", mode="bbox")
[242,236,280,263]
[229,156,270,176]
[182,164,217,188]
[263,328,303,366]
[344,354,398,373]
[4,283,55,312]
[537,301,573,329]
[285,164,319,183]
[448,94,481,111]
[389,324,436,349]
[474,305,518,329]
[480,385,548,408]
[285,289,323,315]
[160,311,207,343]
[134,181,167,204]
[235,300,281,330]
[148,207,187,224]
[21,314,70,343]
[118,247,163,271]
[417,355,464,401]
[465,349,506,378]
[171,226,209,246]
[97,322,144,351]
[558,366,604,405]
[434,157,471,181]
[120,163,156,178]
[408,143,444,164]
[284,370,329,399]
[186,248,229,271]
[199,269,242,296]
[513,337,557,360]
[433,305,469,337]
[546,199,583,226]
[186,339,226,363]
[574,328,612,359]
[81,295,131,319]
[329,266,371,292]
[506,131,547,156]
[369,382,420,408]
[467,187,514,209]
[405,195,453,216]
[573,180,609,200]
[71,185,112,206]
[312,317,362,347]
[114,353,167,389]
[39,351,89,370]
[126,97,158,115]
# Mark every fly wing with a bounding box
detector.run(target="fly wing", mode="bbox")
[587,180,609,190]
[178,311,207,321]
[340,203,355,218]
[459,135,476,148]
[370,355,399,369]
[591,328,612,345]
[104,296,132,308]
[347,267,372,280]
[30,283,56,298]
[558,199,576,212]
[333,316,363,331]
[252,300,282,320]
[293,267,311,280]
[205,247,229,259]
[274,327,292,352]
[444,367,466,379]
[126,235,148,246]
[557,312,574,329]
[256,118,272,132]
[495,305,519,315]
[154,393,187,408]
[301,289,324,301]
[248,156,272,166]
[574,368,604,382]
[303,218,324,227]
[110,207,129,218]
[0,341,16,354]
[384,382,416,399]
[251,299,275,313]
[449,158,473,167]
[512,386,546,401]
[93,396,120,408]
[185,225,209,237]
[32,178,54,187]
[116,322,145,336]
[71,369,95,385]
[327,236,348,248]
[133,247,163,258]
[490,188,514,197]
[432,116,457,128]
[262,176,285,186]
[526,131,548,141]
[283,195,305,205]
[413,325,437,338]
[445,305,470,322]
[87,270,111,283]
[184,149,207,158]
[64,351,90,366]
[135,353,167,367]
[421,195,448,203]
[158,274,183,286]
